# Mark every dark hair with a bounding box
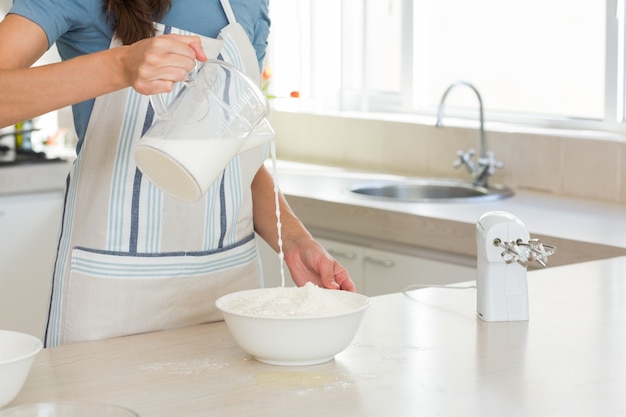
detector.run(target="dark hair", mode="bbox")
[103,0,172,45]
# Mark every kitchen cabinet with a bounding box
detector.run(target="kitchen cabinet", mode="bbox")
[0,191,63,337]
[360,246,475,296]
[258,236,475,296]
[318,238,475,296]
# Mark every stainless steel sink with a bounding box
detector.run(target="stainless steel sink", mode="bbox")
[347,178,513,203]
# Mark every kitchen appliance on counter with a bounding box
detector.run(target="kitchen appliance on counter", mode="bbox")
[0,121,69,166]
[475,211,556,322]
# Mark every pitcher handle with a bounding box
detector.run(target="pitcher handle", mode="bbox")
[149,60,201,121]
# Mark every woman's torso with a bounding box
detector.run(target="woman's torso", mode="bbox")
[33,2,272,346]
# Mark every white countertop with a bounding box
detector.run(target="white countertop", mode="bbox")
[266,160,626,267]
[0,160,73,196]
[270,160,626,249]
[10,256,626,416]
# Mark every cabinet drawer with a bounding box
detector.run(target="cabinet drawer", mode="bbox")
[362,247,475,296]
[0,191,63,336]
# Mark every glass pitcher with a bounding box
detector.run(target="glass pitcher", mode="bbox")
[134,59,275,202]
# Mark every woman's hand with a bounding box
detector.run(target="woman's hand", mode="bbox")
[283,237,357,292]
[251,166,357,293]
[119,34,208,95]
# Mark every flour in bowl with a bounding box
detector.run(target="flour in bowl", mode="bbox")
[222,283,366,317]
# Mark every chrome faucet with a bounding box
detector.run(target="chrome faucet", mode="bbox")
[435,81,502,188]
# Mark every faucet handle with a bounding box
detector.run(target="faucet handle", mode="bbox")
[479,151,504,175]
[453,148,476,169]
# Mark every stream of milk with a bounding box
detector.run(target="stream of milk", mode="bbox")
[270,140,286,288]
[135,136,246,202]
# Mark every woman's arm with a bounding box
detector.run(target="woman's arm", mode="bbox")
[0,14,206,128]
[252,164,356,292]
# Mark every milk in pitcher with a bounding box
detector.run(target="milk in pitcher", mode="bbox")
[134,136,247,202]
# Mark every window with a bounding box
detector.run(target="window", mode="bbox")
[267,0,622,133]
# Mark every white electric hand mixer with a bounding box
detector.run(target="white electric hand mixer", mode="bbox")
[475,211,556,322]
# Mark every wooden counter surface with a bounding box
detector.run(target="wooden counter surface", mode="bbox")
[8,257,626,417]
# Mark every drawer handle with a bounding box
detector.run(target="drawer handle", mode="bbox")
[328,249,357,260]
[364,256,395,267]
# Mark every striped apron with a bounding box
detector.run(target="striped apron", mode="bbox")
[44,0,268,347]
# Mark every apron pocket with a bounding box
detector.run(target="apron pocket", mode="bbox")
[62,238,260,344]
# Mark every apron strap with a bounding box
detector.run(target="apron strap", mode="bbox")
[220,0,238,24]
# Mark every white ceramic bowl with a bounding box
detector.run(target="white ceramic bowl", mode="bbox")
[0,331,43,409]
[215,284,371,366]
[0,402,138,416]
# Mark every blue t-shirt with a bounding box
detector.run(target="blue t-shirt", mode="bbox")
[9,0,270,151]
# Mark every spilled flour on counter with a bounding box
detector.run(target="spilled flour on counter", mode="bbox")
[221,282,366,317]
[139,358,228,375]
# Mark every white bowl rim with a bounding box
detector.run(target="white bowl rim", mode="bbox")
[0,330,43,366]
[215,288,371,320]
